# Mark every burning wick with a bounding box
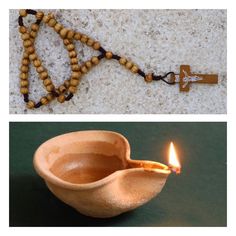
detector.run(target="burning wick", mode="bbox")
[168,142,181,174]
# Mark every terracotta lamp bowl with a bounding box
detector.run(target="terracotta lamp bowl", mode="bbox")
[34,130,171,218]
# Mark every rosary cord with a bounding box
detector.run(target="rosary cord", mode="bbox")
[18,9,175,109]
[153,72,176,85]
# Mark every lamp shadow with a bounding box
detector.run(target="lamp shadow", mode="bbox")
[10,174,167,227]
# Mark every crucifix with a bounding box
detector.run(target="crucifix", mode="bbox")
[171,65,218,92]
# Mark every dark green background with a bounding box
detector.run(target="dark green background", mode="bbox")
[10,122,227,226]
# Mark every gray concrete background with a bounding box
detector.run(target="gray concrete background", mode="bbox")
[9,9,227,114]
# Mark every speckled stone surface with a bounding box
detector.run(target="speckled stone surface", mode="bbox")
[9,9,226,114]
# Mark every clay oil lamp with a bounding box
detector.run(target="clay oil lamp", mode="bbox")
[34,130,181,218]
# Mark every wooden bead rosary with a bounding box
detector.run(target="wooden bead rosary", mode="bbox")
[18,9,218,109]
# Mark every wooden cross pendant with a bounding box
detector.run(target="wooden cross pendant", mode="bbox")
[173,65,218,92]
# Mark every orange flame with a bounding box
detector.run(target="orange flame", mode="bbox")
[168,142,181,174]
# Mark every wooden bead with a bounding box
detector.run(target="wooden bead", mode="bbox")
[145,73,153,82]
[70,58,78,65]
[69,50,77,58]
[23,52,29,59]
[19,26,27,34]
[87,38,94,47]
[71,71,81,79]
[74,32,81,40]
[71,64,80,71]
[46,93,54,101]
[27,100,35,109]
[26,46,35,54]
[20,80,29,87]
[60,28,68,38]
[46,84,55,92]
[68,86,77,93]
[30,31,37,38]
[57,94,66,103]
[125,61,133,69]
[119,57,127,65]
[54,23,63,33]
[67,30,75,39]
[70,79,79,86]
[19,9,27,17]
[36,66,44,73]
[40,97,48,105]
[43,78,52,86]
[21,33,30,41]
[20,87,28,94]
[105,51,113,59]
[21,65,29,73]
[64,79,70,88]
[59,85,66,93]
[85,61,92,68]
[131,65,139,73]
[81,65,88,74]
[75,72,82,79]
[93,42,100,50]
[48,18,57,27]
[22,58,30,66]
[33,59,41,67]
[67,44,75,51]
[91,56,100,65]
[29,53,37,61]
[81,35,88,43]
[63,39,70,46]
[39,71,48,80]
[36,11,44,20]
[43,15,51,23]
[29,38,35,44]
[48,13,55,19]
[23,40,32,48]
[31,24,39,32]
[20,73,28,80]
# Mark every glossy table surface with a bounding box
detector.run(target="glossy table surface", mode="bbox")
[10,122,226,226]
